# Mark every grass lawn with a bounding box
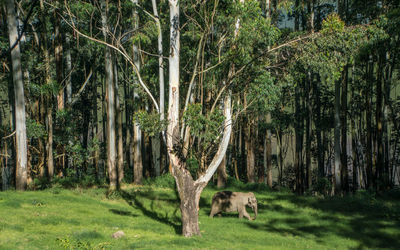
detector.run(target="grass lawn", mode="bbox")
[0,184,399,249]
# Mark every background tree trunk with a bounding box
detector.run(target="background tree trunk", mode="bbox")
[334,78,341,194]
[132,0,143,184]
[341,66,348,192]
[217,156,227,188]
[6,0,28,190]
[100,0,117,190]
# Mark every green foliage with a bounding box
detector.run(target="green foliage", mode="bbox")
[321,13,345,34]
[183,103,224,150]
[26,118,46,139]
[134,111,167,137]
[248,71,280,112]
[314,177,332,196]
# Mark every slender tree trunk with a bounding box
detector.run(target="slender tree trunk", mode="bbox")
[65,33,72,104]
[276,129,284,185]
[383,51,394,187]
[217,156,227,188]
[315,79,324,178]
[306,72,312,190]
[115,60,124,186]
[246,123,256,183]
[100,0,117,190]
[334,78,341,194]
[151,0,164,177]
[376,55,384,190]
[341,66,349,192]
[351,65,358,192]
[265,114,272,187]
[65,32,73,172]
[132,0,143,184]
[39,1,54,181]
[295,86,302,193]
[55,10,64,110]
[46,102,54,180]
[54,12,65,175]
[366,58,373,189]
[6,0,28,190]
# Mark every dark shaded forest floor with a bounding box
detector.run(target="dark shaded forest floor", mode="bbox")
[0,183,399,249]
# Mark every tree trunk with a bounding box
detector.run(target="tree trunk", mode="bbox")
[100,0,117,190]
[246,123,256,183]
[217,156,227,188]
[151,1,165,173]
[6,0,28,190]
[166,0,232,237]
[115,60,124,186]
[46,103,54,180]
[376,55,384,190]
[55,10,64,110]
[366,58,373,189]
[306,72,312,190]
[334,78,341,194]
[341,66,348,192]
[295,86,303,193]
[65,33,72,104]
[265,114,272,187]
[39,1,54,181]
[132,0,143,184]
[315,79,324,178]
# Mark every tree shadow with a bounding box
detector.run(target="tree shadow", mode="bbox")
[121,190,182,235]
[109,208,138,217]
[245,192,400,249]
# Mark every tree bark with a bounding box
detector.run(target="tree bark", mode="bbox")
[334,77,341,194]
[341,66,349,192]
[55,10,64,110]
[132,0,143,184]
[100,0,117,190]
[246,123,256,183]
[295,86,303,193]
[376,55,384,190]
[366,58,373,189]
[217,156,227,188]
[115,60,124,186]
[315,79,324,178]
[306,72,312,190]
[264,114,272,187]
[6,0,28,190]
[151,1,165,175]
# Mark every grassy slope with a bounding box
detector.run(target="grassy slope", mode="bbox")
[0,186,399,250]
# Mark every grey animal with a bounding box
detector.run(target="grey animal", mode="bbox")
[209,191,257,220]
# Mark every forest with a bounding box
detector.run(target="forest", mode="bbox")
[1,0,400,247]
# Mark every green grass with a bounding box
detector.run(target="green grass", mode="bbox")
[0,185,399,249]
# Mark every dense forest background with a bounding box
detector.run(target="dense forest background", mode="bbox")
[1,0,400,200]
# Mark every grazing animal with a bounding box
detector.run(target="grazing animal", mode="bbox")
[209,191,257,220]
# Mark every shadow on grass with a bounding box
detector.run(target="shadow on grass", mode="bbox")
[109,209,138,217]
[246,193,400,249]
[121,190,182,234]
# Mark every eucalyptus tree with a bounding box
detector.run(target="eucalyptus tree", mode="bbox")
[100,0,117,190]
[5,0,28,190]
